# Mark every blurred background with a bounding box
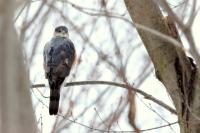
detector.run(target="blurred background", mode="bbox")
[13,0,200,132]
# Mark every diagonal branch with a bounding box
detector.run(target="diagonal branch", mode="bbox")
[31,80,177,114]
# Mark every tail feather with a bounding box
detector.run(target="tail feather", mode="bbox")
[49,87,60,115]
[49,77,64,115]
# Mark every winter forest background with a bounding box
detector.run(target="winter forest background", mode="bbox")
[1,0,200,133]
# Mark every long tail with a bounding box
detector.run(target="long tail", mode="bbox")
[49,83,60,115]
[49,78,64,115]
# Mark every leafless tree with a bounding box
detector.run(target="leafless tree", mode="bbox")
[0,0,36,132]
[10,0,200,132]
[125,0,200,132]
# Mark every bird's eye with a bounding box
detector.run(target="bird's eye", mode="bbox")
[58,30,61,32]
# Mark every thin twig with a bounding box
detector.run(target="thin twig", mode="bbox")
[31,80,177,114]
[32,88,178,132]
[57,113,178,132]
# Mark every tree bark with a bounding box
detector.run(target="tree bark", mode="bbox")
[0,0,36,132]
[124,0,200,132]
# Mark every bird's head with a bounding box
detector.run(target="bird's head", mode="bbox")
[54,26,69,38]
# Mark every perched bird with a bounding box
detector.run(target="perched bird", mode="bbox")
[43,26,76,115]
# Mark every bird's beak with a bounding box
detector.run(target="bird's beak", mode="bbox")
[61,30,66,35]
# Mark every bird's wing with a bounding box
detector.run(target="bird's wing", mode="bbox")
[62,39,76,68]
[52,39,76,78]
[43,42,51,78]
[44,38,76,78]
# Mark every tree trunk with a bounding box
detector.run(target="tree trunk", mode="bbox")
[124,0,200,132]
[0,0,36,132]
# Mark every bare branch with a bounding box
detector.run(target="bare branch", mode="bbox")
[31,81,177,114]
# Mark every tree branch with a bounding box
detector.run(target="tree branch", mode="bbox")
[31,80,177,114]
[124,0,200,132]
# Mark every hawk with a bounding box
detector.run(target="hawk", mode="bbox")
[43,26,76,115]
